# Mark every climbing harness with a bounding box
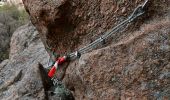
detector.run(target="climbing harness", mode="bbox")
[48,0,149,82]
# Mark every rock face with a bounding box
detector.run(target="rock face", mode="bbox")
[23,0,149,55]
[0,23,50,100]
[6,0,169,99]
[0,23,74,100]
[63,19,170,99]
[0,12,21,62]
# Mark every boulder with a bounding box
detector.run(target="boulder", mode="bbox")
[0,12,26,62]
[14,0,170,99]
[22,0,149,55]
[0,23,50,100]
[63,19,170,99]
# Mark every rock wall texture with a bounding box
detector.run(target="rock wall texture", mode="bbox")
[0,0,168,99]
[0,12,22,62]
[23,0,149,55]
[0,23,50,100]
[63,19,170,99]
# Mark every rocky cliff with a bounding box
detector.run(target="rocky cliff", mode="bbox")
[0,12,24,62]
[0,0,169,100]
[0,23,50,99]
[63,19,170,99]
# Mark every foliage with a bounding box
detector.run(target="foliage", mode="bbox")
[0,4,29,24]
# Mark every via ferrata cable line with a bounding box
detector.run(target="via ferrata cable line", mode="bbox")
[68,0,149,59]
[48,0,149,80]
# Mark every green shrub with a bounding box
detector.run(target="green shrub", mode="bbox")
[0,4,29,24]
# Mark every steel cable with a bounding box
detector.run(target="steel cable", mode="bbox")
[68,0,148,59]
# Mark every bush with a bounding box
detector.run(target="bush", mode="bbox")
[0,4,29,24]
